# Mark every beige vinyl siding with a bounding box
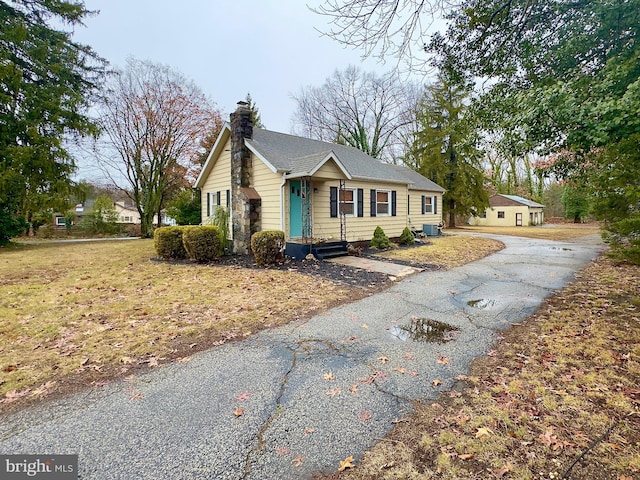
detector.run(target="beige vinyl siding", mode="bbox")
[313,160,345,180]
[201,138,232,223]
[470,205,529,226]
[252,155,283,231]
[311,180,411,242]
[408,191,443,231]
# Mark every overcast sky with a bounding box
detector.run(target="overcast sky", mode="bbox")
[72,0,409,134]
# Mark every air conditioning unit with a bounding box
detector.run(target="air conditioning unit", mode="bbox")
[422,224,440,236]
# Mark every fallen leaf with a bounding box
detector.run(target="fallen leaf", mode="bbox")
[129,392,144,401]
[475,427,494,438]
[378,356,390,364]
[392,417,409,424]
[349,384,359,394]
[361,324,369,329]
[325,387,341,397]
[394,366,407,374]
[274,446,291,455]
[236,392,251,401]
[120,356,134,364]
[492,462,513,478]
[338,455,355,472]
[459,453,475,460]
[178,356,191,363]
[323,372,336,381]
[233,408,244,417]
[437,355,449,365]
[408,371,420,376]
[303,427,315,435]
[291,454,304,467]
[358,410,372,422]
[403,353,414,360]
[147,357,159,367]
[432,378,442,386]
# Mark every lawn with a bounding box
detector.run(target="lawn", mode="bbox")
[0,235,501,411]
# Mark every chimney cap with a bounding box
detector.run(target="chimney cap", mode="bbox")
[236,101,249,107]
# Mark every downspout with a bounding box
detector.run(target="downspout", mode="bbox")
[279,174,286,233]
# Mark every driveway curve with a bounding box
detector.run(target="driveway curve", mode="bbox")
[0,234,603,479]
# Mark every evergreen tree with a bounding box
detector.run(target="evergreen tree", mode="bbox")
[245,93,264,128]
[411,75,488,227]
[0,0,106,243]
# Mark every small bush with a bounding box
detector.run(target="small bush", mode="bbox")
[399,226,415,246]
[370,226,391,249]
[182,226,222,263]
[251,230,285,266]
[154,226,187,260]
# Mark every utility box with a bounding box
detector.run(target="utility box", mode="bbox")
[422,224,440,236]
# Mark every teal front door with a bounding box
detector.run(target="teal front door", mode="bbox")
[290,180,303,237]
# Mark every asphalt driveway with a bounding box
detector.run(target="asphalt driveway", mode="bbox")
[0,234,603,479]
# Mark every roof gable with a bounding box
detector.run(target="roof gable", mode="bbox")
[194,123,231,188]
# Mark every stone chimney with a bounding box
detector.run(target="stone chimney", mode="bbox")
[230,101,259,254]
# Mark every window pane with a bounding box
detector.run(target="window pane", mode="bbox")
[340,190,354,202]
[377,203,389,214]
[340,204,354,215]
[377,191,388,202]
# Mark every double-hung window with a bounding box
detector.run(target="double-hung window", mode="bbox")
[339,188,356,216]
[207,191,220,217]
[421,195,438,214]
[376,190,391,216]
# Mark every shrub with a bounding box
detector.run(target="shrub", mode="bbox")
[251,230,285,266]
[154,226,187,260]
[210,206,231,254]
[182,226,222,263]
[399,226,415,246]
[370,226,391,249]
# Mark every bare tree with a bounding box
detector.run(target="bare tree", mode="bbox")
[310,0,449,72]
[96,59,221,237]
[291,65,417,162]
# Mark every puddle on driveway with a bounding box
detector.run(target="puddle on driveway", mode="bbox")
[467,298,496,309]
[390,318,459,343]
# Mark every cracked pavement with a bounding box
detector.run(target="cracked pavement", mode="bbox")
[0,234,603,479]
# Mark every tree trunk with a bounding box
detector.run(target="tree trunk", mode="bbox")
[448,199,456,228]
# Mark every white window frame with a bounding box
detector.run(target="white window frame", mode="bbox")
[55,216,65,226]
[339,188,357,217]
[423,196,435,214]
[375,190,391,216]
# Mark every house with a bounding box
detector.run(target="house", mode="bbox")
[195,102,445,257]
[470,194,544,226]
[114,201,140,224]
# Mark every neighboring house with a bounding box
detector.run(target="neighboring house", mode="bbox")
[114,201,176,226]
[470,194,545,226]
[114,201,140,224]
[53,203,90,228]
[195,102,445,256]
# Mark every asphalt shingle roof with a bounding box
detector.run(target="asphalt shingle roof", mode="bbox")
[246,129,443,191]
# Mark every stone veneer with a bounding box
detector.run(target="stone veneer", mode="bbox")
[230,102,261,254]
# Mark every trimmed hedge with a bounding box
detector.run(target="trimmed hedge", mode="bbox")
[251,230,285,266]
[154,226,187,260]
[182,225,222,262]
[399,226,415,245]
[370,226,391,249]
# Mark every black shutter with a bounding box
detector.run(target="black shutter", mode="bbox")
[370,189,377,217]
[330,187,338,218]
[226,189,230,209]
[207,192,211,217]
[434,196,438,215]
[421,195,425,214]
[216,191,221,208]
[391,191,397,216]
[357,189,364,217]
[407,195,410,215]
